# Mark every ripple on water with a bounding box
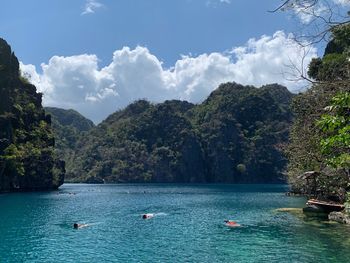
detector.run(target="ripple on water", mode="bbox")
[1,184,350,262]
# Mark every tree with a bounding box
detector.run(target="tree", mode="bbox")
[282,8,350,200]
[270,1,350,84]
[272,0,350,45]
[318,92,350,169]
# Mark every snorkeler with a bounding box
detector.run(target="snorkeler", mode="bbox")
[142,213,154,219]
[224,220,241,227]
[73,223,88,229]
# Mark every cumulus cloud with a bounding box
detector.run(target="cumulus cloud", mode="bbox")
[81,0,103,15]
[20,31,317,123]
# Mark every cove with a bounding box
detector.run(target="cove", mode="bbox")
[1,184,350,262]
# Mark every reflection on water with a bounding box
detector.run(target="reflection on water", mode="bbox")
[1,184,350,262]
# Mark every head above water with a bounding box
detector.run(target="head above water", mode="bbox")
[73,223,79,229]
[142,214,147,219]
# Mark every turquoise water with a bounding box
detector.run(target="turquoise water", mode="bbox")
[1,184,350,262]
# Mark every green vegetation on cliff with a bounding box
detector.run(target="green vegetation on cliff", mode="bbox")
[45,107,94,174]
[62,82,293,183]
[0,38,64,192]
[287,24,350,202]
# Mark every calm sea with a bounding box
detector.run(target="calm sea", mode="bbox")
[1,184,350,262]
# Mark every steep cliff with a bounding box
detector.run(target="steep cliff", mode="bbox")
[0,38,64,191]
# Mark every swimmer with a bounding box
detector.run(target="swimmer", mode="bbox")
[73,223,88,229]
[142,213,154,219]
[224,220,241,227]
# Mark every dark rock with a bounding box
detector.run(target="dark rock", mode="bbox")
[303,205,329,219]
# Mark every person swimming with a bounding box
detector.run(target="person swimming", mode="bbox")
[73,223,88,229]
[142,213,154,219]
[224,220,241,227]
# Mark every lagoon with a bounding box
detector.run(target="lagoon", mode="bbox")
[1,184,350,262]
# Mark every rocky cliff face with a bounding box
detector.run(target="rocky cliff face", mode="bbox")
[0,38,64,192]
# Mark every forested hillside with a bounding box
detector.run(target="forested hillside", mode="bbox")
[62,82,293,183]
[287,24,350,202]
[45,107,94,174]
[0,39,64,192]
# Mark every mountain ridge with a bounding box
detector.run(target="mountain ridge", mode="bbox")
[53,82,293,184]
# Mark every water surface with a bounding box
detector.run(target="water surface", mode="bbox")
[1,184,350,262]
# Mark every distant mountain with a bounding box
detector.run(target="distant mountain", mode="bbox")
[0,38,64,192]
[191,83,293,183]
[60,82,293,183]
[45,107,94,178]
[46,107,94,133]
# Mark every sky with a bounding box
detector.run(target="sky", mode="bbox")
[1,0,349,123]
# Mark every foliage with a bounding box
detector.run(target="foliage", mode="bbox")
[286,24,350,201]
[0,38,64,192]
[318,92,350,169]
[56,83,293,183]
[308,25,350,82]
[45,107,94,174]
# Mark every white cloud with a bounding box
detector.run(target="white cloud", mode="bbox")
[294,3,327,24]
[289,0,350,24]
[333,0,350,6]
[21,31,317,123]
[81,0,103,15]
[206,0,231,7]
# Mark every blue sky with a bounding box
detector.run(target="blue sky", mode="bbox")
[1,0,348,122]
[2,0,294,68]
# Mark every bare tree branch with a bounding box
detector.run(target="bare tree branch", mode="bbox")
[269,0,291,13]
[271,0,350,46]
